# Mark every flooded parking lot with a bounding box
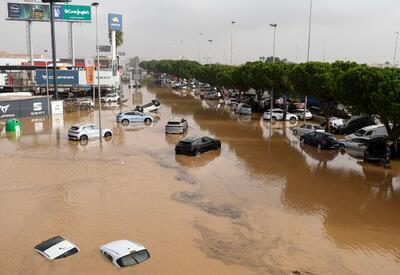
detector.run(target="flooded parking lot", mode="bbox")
[1,84,400,275]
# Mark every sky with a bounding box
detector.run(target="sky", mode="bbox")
[1,0,400,65]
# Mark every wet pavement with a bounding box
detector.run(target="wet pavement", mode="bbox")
[0,84,400,275]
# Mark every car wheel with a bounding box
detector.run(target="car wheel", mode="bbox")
[80,135,88,141]
[104,131,112,137]
[293,129,298,135]
[271,117,277,123]
[108,100,112,105]
[289,117,296,124]
[339,144,345,150]
[122,119,129,126]
[144,118,151,124]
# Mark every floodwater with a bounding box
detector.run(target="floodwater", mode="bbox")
[1,84,400,275]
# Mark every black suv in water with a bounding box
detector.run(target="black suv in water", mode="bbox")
[175,136,221,156]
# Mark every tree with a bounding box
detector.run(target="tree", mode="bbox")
[108,30,124,51]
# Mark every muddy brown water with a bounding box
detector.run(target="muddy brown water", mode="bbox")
[0,84,400,275]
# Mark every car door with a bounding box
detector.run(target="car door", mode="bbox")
[200,137,213,152]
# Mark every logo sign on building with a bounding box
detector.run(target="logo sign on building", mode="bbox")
[36,70,79,86]
[7,3,91,22]
[0,98,49,119]
[108,13,122,31]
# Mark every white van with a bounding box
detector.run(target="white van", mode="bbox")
[345,125,388,140]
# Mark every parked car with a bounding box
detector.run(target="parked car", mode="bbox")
[101,93,120,104]
[175,136,221,156]
[293,123,324,136]
[74,97,94,110]
[345,125,388,140]
[364,136,391,166]
[34,236,79,261]
[338,137,370,158]
[263,108,298,123]
[292,108,313,120]
[100,240,150,268]
[205,90,222,100]
[68,124,112,141]
[116,111,154,126]
[336,116,375,135]
[165,118,188,134]
[300,131,339,150]
[320,117,345,133]
[235,103,252,115]
[134,100,161,113]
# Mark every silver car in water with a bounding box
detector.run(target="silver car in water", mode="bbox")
[165,118,188,134]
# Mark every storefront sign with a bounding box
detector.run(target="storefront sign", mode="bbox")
[36,70,79,86]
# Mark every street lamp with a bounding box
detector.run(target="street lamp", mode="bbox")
[230,21,236,65]
[41,0,71,100]
[44,49,50,116]
[306,0,313,62]
[322,39,326,62]
[208,39,213,64]
[198,33,203,63]
[91,2,102,142]
[269,23,277,122]
[393,31,399,67]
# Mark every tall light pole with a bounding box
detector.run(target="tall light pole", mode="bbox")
[393,31,399,67]
[322,38,326,62]
[198,33,203,63]
[305,0,313,121]
[269,24,277,122]
[306,0,313,62]
[295,45,299,63]
[44,49,50,116]
[92,2,102,142]
[208,39,213,64]
[230,21,236,65]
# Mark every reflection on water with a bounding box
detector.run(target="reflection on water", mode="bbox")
[0,84,399,275]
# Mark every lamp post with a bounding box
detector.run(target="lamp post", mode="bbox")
[198,33,203,63]
[44,49,50,116]
[322,39,326,62]
[393,31,399,67]
[92,2,102,142]
[230,21,236,65]
[295,45,299,63]
[305,0,313,121]
[208,40,213,64]
[269,24,277,122]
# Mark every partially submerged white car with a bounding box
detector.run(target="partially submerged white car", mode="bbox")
[100,240,151,268]
[135,100,161,113]
[68,124,113,142]
[34,235,79,261]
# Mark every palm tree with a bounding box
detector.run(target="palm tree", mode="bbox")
[108,30,124,51]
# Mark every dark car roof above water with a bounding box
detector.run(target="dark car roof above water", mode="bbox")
[180,136,201,143]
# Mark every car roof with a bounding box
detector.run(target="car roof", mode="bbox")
[359,125,380,131]
[181,136,202,142]
[168,117,184,123]
[34,236,78,260]
[71,123,95,128]
[100,240,146,258]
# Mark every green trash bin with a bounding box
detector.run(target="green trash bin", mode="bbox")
[5,119,22,133]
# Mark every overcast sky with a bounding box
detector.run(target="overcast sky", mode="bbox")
[1,0,400,65]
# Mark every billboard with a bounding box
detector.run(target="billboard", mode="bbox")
[108,14,122,31]
[7,3,91,22]
[7,3,50,21]
[36,70,79,86]
[0,97,49,119]
[99,45,111,52]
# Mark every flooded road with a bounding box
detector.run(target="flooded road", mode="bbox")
[0,84,400,275]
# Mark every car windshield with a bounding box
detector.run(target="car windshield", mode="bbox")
[132,250,150,263]
[355,129,367,136]
[117,255,137,267]
[70,126,79,131]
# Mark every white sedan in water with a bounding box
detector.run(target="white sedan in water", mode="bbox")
[263,108,298,123]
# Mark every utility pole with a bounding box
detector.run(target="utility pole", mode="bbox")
[305,0,313,121]
[198,33,203,63]
[92,2,102,142]
[230,21,236,65]
[322,39,326,62]
[269,24,277,123]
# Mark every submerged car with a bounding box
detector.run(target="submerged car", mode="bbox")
[116,111,154,126]
[364,136,391,166]
[175,136,221,156]
[100,240,151,268]
[336,116,375,135]
[293,123,324,136]
[300,131,339,150]
[101,93,120,104]
[68,124,113,141]
[75,97,95,110]
[263,108,298,123]
[165,118,188,134]
[135,100,161,113]
[345,125,388,140]
[34,236,79,261]
[235,103,252,115]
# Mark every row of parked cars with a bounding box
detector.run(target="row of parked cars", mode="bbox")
[293,122,392,166]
